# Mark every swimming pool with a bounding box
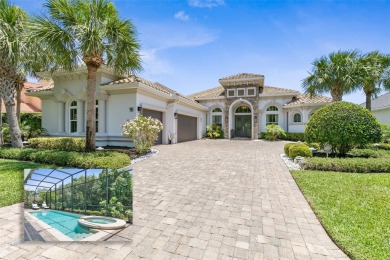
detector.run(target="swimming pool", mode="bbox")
[28,210,95,240]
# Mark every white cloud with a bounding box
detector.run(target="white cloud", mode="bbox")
[174,11,189,21]
[140,49,173,75]
[188,0,225,8]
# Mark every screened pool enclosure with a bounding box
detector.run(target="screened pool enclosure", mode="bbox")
[24,168,133,221]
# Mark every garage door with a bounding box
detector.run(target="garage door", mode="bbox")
[177,114,197,143]
[142,109,163,145]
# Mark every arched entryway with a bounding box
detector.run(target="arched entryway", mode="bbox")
[234,105,252,138]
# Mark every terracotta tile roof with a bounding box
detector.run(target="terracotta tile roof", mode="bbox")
[219,73,264,80]
[361,91,390,110]
[262,86,299,95]
[187,86,225,99]
[284,93,332,107]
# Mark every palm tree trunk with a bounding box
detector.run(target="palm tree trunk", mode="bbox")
[0,78,23,148]
[365,91,372,111]
[331,87,343,101]
[85,65,97,152]
[16,82,22,123]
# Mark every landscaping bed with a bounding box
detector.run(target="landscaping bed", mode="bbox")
[291,170,390,260]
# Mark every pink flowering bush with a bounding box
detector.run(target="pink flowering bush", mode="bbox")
[122,115,163,153]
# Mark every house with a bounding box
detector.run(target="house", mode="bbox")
[361,92,390,125]
[27,68,331,146]
[1,82,48,114]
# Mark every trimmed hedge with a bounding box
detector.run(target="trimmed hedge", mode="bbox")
[29,137,85,152]
[284,143,295,155]
[0,148,129,168]
[348,148,380,158]
[289,144,312,159]
[280,132,306,142]
[305,157,390,173]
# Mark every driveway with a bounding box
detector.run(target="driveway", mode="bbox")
[0,140,348,259]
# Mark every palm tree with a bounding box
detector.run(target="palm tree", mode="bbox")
[0,96,3,145]
[0,0,26,148]
[302,50,360,101]
[356,51,390,111]
[29,0,142,151]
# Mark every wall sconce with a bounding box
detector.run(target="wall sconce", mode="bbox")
[254,115,258,124]
[225,116,228,123]
[129,107,134,112]
[174,113,178,119]
[137,106,142,113]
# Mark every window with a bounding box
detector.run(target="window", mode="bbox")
[266,114,278,125]
[211,107,223,127]
[309,110,316,118]
[235,106,251,113]
[95,100,99,132]
[70,101,77,133]
[293,113,302,123]
[247,88,255,96]
[227,89,235,97]
[237,88,245,97]
[266,106,278,111]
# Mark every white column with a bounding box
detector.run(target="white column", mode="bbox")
[57,102,65,133]
[98,99,106,133]
[77,100,84,134]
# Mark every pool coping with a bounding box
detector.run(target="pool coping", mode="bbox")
[24,209,122,241]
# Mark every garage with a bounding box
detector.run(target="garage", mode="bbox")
[177,114,197,143]
[142,109,163,144]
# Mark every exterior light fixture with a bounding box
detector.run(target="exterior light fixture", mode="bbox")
[174,113,178,119]
[254,115,257,124]
[129,107,134,112]
[137,106,142,112]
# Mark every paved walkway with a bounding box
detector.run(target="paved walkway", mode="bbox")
[0,140,348,259]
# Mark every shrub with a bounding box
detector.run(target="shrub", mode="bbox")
[305,157,390,173]
[29,137,85,151]
[0,148,129,168]
[264,124,286,140]
[259,132,266,139]
[348,148,380,158]
[381,124,390,143]
[304,142,321,150]
[206,123,224,139]
[289,144,312,159]
[284,143,295,155]
[305,101,382,156]
[122,115,163,153]
[280,132,306,142]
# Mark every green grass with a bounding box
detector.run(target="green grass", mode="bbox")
[291,170,390,260]
[0,159,50,207]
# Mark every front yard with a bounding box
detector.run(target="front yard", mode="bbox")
[291,170,390,260]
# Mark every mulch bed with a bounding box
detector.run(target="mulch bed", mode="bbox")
[101,146,149,159]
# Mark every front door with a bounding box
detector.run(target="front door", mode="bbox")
[235,115,251,138]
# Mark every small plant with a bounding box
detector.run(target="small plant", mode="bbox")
[289,144,312,159]
[264,124,286,140]
[122,114,163,153]
[206,123,224,139]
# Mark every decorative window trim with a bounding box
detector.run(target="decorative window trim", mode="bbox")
[237,88,245,97]
[246,87,256,97]
[210,106,223,127]
[95,100,99,132]
[292,112,302,123]
[266,114,279,126]
[69,100,77,133]
[227,89,235,98]
[266,105,279,112]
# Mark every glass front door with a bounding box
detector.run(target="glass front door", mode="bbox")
[235,115,251,138]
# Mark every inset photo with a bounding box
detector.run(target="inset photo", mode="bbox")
[23,168,133,242]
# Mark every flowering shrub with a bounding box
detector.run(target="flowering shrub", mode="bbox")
[122,114,163,153]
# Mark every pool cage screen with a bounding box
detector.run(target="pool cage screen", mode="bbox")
[24,168,132,219]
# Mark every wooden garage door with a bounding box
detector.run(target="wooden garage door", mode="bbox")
[177,114,197,143]
[142,109,163,145]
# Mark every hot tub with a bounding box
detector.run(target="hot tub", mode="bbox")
[78,216,126,230]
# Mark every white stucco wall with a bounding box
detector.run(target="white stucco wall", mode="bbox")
[372,108,390,125]
[41,99,57,134]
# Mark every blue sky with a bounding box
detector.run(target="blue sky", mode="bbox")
[16,0,390,104]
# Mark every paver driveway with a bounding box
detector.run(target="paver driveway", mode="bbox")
[0,140,348,259]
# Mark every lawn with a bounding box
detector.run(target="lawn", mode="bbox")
[291,170,390,260]
[0,159,50,207]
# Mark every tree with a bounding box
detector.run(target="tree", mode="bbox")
[356,51,390,111]
[29,0,142,151]
[302,50,360,101]
[305,101,382,156]
[0,96,3,145]
[0,0,26,148]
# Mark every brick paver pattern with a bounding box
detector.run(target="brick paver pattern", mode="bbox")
[0,140,348,259]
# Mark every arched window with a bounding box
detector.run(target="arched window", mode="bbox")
[95,100,99,132]
[211,107,223,126]
[266,106,278,111]
[293,113,302,123]
[266,105,279,125]
[309,110,317,118]
[235,106,251,113]
[69,101,77,133]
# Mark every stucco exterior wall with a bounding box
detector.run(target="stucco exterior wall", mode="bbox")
[41,99,57,133]
[372,108,390,125]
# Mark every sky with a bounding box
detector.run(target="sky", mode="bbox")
[15,0,390,104]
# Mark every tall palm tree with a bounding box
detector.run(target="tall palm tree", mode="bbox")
[0,0,26,148]
[302,50,360,101]
[356,51,390,111]
[0,96,3,145]
[29,0,142,151]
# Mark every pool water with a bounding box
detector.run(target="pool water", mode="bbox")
[29,210,95,240]
[86,217,116,224]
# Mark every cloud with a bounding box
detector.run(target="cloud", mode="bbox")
[140,49,173,75]
[174,11,190,21]
[188,0,225,8]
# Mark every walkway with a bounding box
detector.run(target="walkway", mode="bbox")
[0,140,348,259]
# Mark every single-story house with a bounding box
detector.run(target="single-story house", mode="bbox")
[27,67,331,146]
[361,92,390,125]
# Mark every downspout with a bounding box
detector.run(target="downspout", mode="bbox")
[286,111,289,133]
